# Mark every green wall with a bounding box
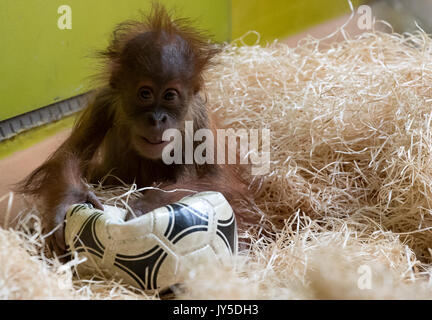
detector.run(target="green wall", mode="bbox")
[0,0,364,122]
[0,0,230,121]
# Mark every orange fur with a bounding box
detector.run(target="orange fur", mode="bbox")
[17,3,260,255]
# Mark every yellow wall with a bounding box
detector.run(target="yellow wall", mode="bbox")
[0,0,230,121]
[0,0,367,160]
[232,0,364,44]
[0,0,366,122]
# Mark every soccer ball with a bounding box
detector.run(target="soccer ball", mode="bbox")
[64,191,238,292]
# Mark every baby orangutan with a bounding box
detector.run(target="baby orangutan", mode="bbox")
[17,4,256,255]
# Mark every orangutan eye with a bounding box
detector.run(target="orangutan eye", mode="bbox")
[163,89,179,101]
[139,87,153,101]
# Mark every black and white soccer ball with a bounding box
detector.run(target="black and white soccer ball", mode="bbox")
[64,191,237,292]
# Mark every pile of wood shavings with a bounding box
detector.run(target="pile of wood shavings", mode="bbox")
[3,28,432,299]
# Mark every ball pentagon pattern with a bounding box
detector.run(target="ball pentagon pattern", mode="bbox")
[64,191,238,292]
